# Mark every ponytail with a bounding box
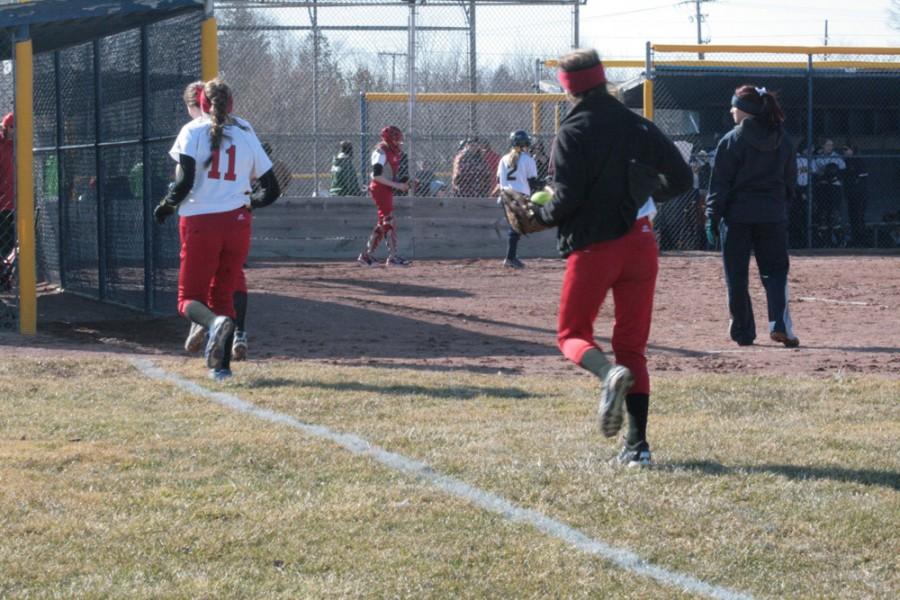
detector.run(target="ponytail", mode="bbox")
[759,92,785,131]
[733,84,785,131]
[202,78,234,168]
[505,147,522,171]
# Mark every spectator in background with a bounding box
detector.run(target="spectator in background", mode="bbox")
[0,112,14,260]
[479,139,501,196]
[693,150,712,249]
[813,140,846,247]
[329,140,363,196]
[414,160,446,197]
[842,144,869,247]
[451,138,487,197]
[531,138,550,182]
[790,145,812,248]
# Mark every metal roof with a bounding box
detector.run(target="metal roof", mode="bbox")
[0,0,203,59]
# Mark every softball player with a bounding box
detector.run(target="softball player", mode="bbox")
[533,49,692,466]
[154,78,281,380]
[357,126,411,267]
[180,81,256,361]
[497,130,540,269]
[706,85,799,348]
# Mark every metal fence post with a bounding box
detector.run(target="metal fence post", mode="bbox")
[140,25,153,311]
[92,38,106,301]
[571,0,579,49]
[806,52,814,249]
[359,92,367,187]
[643,41,654,121]
[53,49,65,289]
[311,3,320,196]
[407,0,417,201]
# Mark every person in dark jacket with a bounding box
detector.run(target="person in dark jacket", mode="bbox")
[706,85,800,348]
[329,141,362,196]
[533,48,692,467]
[842,145,869,247]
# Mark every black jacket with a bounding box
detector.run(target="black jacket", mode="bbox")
[705,117,796,224]
[536,92,692,257]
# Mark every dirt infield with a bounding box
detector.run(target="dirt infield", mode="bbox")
[3,253,899,379]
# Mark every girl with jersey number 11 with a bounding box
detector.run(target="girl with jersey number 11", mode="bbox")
[154,78,282,380]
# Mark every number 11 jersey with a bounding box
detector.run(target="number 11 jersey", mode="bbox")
[169,115,272,217]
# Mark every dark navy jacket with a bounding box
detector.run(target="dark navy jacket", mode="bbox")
[536,92,692,256]
[705,117,796,224]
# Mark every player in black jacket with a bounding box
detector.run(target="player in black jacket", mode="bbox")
[706,85,800,348]
[534,49,692,467]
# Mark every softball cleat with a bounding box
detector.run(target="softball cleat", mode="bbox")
[615,440,652,468]
[184,322,207,354]
[385,255,411,266]
[770,331,800,348]
[209,368,233,382]
[204,316,234,371]
[598,365,634,438]
[232,330,248,361]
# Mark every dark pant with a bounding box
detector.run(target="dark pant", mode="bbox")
[720,220,795,345]
[0,210,14,258]
[845,184,868,246]
[506,226,520,260]
[788,191,808,249]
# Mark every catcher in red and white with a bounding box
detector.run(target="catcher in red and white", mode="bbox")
[357,126,412,267]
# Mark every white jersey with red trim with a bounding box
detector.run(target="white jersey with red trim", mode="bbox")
[169,115,272,217]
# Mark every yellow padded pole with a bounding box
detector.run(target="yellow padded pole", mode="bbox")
[643,78,654,121]
[201,16,219,81]
[14,33,36,335]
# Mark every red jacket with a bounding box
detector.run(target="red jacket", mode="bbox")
[0,137,13,211]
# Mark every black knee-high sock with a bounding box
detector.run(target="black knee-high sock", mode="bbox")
[625,393,649,446]
[233,291,248,331]
[221,330,235,370]
[184,300,216,329]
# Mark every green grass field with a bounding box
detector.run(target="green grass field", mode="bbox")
[1,357,898,599]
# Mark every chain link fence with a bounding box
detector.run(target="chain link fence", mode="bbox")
[648,46,900,251]
[216,1,581,200]
[0,9,203,320]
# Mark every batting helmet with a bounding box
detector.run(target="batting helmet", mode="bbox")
[509,130,530,148]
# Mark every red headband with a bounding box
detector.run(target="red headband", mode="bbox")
[199,88,234,114]
[557,64,607,95]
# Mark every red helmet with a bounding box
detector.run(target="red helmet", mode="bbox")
[380,125,403,147]
[1,112,13,129]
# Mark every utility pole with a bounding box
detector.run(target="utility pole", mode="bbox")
[681,0,715,60]
[378,51,407,91]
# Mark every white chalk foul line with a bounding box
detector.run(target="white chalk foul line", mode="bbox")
[132,358,753,600]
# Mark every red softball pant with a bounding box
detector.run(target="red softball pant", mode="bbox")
[557,217,658,395]
[370,183,394,218]
[177,207,252,320]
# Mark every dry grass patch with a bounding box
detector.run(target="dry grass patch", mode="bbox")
[161,359,900,600]
[2,357,691,599]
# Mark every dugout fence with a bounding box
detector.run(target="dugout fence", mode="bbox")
[643,45,900,252]
[0,0,213,333]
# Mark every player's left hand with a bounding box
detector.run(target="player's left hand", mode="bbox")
[154,200,176,225]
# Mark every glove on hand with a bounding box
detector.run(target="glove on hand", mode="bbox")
[499,188,549,236]
[154,183,178,224]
